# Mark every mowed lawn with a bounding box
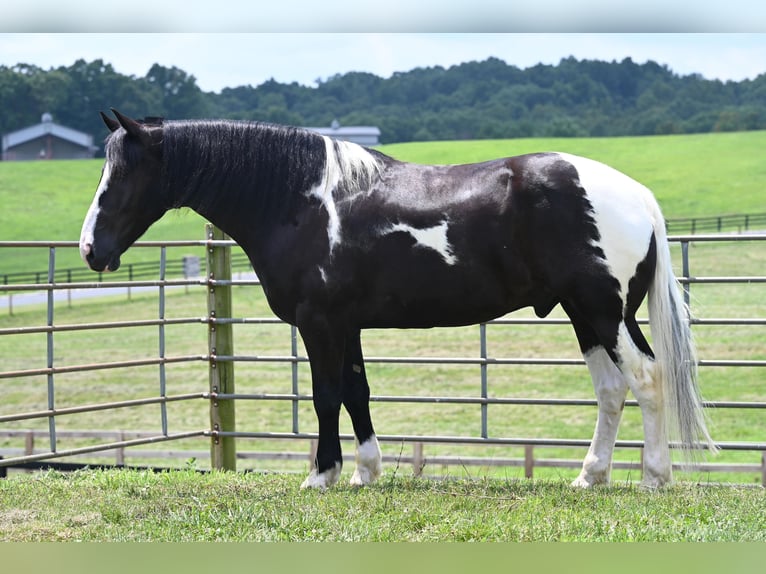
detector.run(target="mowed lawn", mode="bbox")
[0,132,764,542]
[1,130,766,275]
[1,470,764,541]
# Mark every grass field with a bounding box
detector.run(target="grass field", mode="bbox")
[1,130,765,276]
[1,469,764,541]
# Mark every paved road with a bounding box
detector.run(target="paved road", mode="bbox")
[1,284,169,311]
[0,271,259,313]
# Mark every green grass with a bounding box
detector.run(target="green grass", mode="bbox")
[1,131,765,275]
[1,469,764,541]
[381,131,766,216]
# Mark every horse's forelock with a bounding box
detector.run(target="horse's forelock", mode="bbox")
[103,122,161,173]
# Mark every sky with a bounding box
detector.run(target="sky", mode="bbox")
[2,1,766,94]
[2,33,766,94]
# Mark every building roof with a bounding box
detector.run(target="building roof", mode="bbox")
[306,120,381,144]
[2,113,95,152]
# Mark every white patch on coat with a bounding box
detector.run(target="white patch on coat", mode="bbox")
[79,160,112,262]
[557,153,656,301]
[307,137,380,253]
[383,220,457,265]
[349,435,382,486]
[300,461,342,490]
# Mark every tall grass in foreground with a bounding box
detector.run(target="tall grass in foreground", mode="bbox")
[1,469,764,541]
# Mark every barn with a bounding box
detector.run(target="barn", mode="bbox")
[1,113,98,161]
[306,119,381,146]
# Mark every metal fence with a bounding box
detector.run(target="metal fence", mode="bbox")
[665,212,766,235]
[1,228,765,484]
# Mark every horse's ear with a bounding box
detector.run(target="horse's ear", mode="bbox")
[111,108,153,147]
[100,111,120,133]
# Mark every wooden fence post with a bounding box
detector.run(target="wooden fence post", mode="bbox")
[413,442,424,477]
[308,439,319,469]
[524,444,534,479]
[207,225,237,471]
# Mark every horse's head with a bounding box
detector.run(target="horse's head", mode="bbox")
[79,109,166,272]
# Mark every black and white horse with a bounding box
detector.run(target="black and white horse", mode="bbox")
[80,110,715,489]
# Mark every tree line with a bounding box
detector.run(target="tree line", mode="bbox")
[1,56,765,150]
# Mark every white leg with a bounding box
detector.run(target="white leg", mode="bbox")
[349,434,383,486]
[300,462,342,490]
[573,347,629,488]
[615,326,672,489]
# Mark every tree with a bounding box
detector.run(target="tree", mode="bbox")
[1,55,764,147]
[144,64,208,119]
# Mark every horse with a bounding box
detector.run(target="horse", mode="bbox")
[80,109,716,490]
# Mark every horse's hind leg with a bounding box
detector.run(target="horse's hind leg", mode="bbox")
[342,330,382,486]
[566,297,672,488]
[564,302,629,487]
[614,319,672,489]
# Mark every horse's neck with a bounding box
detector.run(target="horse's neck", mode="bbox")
[173,138,297,249]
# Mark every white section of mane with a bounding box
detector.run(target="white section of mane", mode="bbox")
[308,137,381,252]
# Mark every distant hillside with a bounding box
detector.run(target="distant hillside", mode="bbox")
[1,56,765,148]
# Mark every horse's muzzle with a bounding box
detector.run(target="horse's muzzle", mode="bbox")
[81,242,120,272]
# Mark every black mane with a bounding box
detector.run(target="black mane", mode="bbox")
[161,120,328,219]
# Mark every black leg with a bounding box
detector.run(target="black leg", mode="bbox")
[342,329,383,486]
[297,315,345,489]
[342,330,375,443]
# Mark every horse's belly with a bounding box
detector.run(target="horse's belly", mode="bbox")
[356,266,530,329]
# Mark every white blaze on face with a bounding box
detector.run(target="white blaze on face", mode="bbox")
[383,220,458,265]
[79,160,112,263]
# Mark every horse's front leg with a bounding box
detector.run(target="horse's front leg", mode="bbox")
[298,319,345,490]
[342,330,382,486]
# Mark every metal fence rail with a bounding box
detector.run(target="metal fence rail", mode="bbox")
[1,230,765,484]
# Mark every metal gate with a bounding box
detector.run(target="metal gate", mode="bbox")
[1,229,765,483]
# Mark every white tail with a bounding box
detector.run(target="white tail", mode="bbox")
[647,216,717,459]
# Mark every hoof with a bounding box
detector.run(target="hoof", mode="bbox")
[571,471,609,488]
[349,465,381,487]
[639,477,671,491]
[349,435,382,487]
[300,462,341,490]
